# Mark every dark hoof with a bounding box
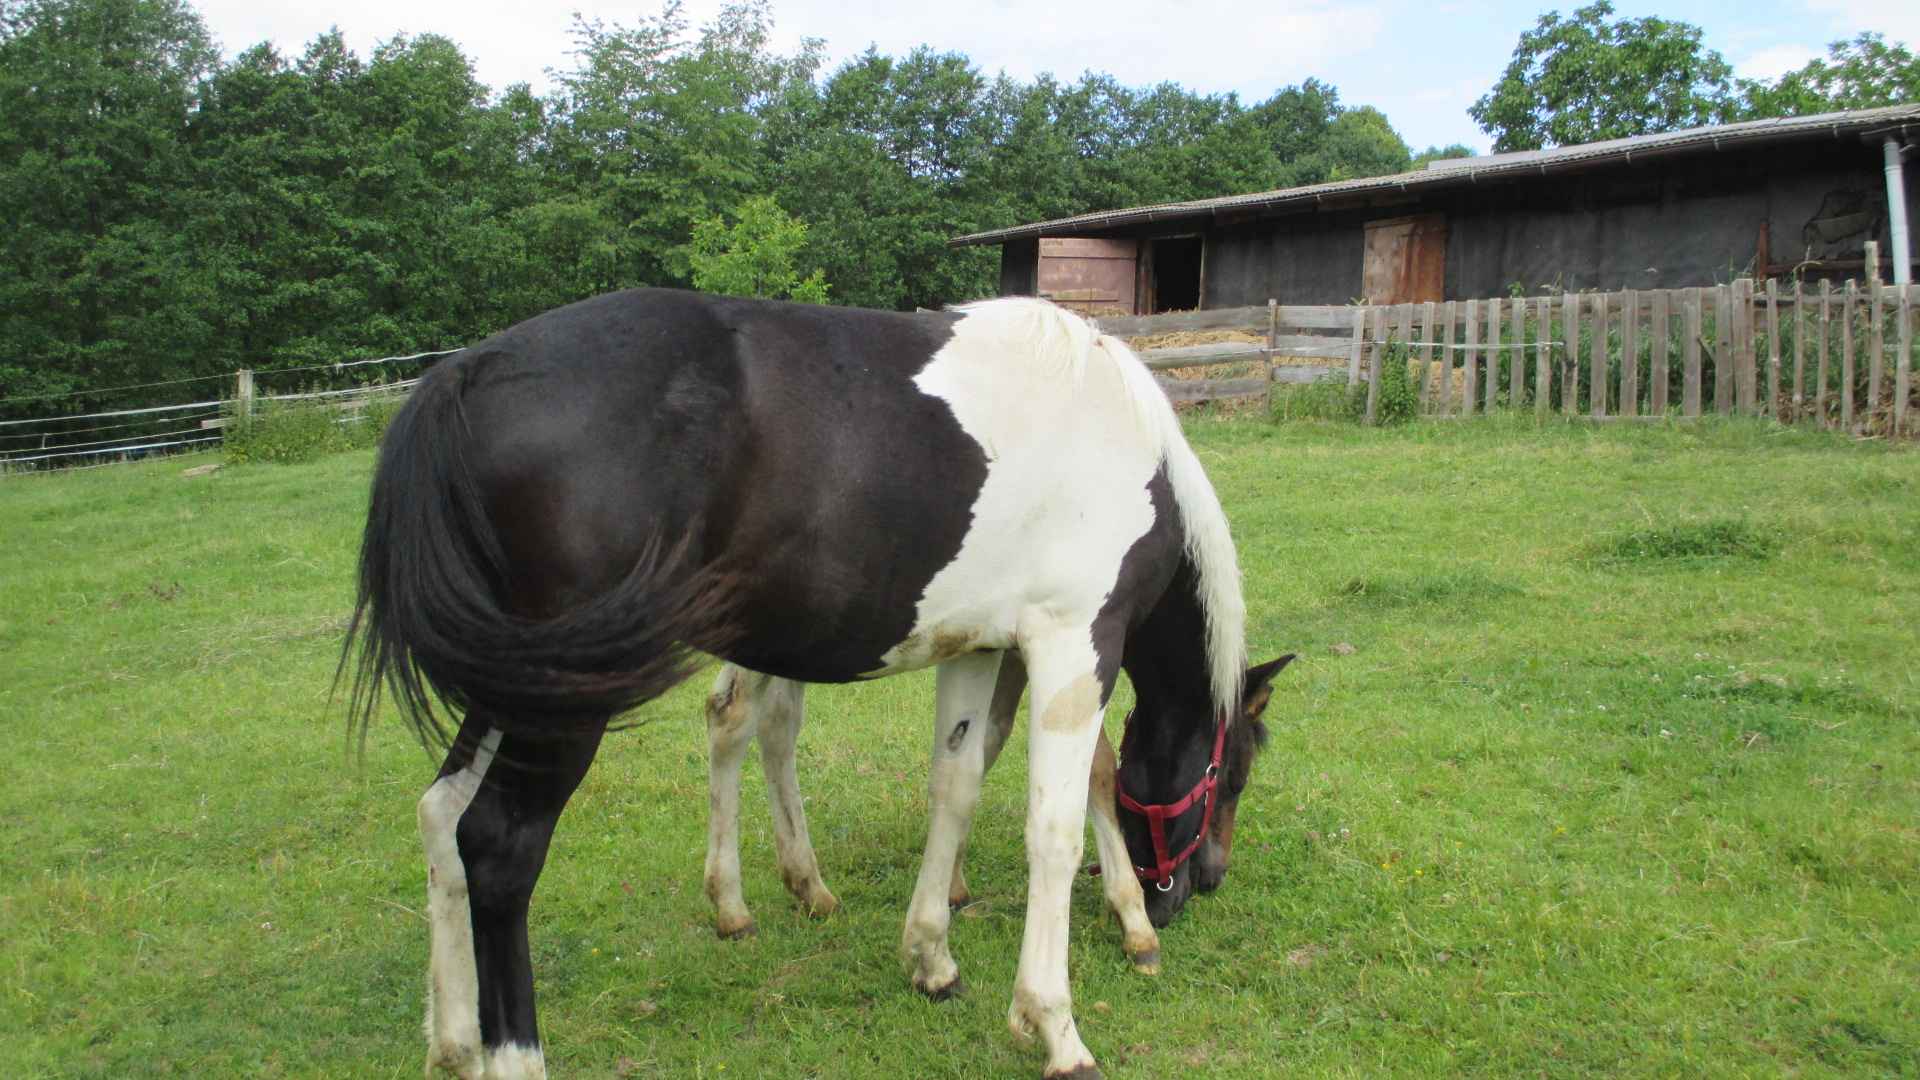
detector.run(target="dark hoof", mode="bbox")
[918,976,965,1002]
[716,920,757,941]
[948,893,974,912]
[1044,1066,1103,1080]
[1127,948,1160,974]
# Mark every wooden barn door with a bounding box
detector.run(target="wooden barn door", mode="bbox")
[1037,237,1139,315]
[1362,214,1447,304]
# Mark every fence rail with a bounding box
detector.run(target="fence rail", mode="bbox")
[1108,272,1918,436]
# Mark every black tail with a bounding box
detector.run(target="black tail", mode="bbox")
[339,364,733,751]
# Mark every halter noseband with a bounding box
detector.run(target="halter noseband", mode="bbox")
[1114,717,1228,891]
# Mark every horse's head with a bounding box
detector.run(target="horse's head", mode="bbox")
[1116,654,1292,927]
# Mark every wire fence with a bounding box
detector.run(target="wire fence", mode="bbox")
[0,348,456,474]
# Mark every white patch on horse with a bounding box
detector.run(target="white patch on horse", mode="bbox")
[418,728,501,1078]
[874,299,1163,676]
[483,1042,546,1079]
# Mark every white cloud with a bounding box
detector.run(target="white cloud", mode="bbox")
[1734,43,1822,82]
[1803,0,1920,51]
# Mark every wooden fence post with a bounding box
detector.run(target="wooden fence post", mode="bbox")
[1590,292,1608,418]
[1816,280,1832,425]
[1619,289,1639,417]
[1734,278,1756,415]
[1509,295,1528,409]
[235,368,255,420]
[1841,280,1857,432]
[1791,279,1806,420]
[1264,298,1277,415]
[1650,290,1671,416]
[1868,259,1885,425]
[1683,288,1703,417]
[1366,307,1386,424]
[1347,305,1366,387]
[1765,279,1781,420]
[1439,301,1459,415]
[1562,293,1579,416]
[1534,296,1551,421]
[1463,299,1479,415]
[1728,284,1743,413]
[1485,297,1501,412]
[1897,284,1914,438]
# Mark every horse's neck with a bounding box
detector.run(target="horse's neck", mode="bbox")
[1121,558,1216,746]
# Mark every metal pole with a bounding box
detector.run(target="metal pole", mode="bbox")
[1888,137,1912,287]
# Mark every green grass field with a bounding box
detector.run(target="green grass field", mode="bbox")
[3,414,1916,1078]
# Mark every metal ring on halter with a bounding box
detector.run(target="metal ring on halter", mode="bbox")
[1155,876,1174,892]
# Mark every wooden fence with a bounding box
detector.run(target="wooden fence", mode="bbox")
[1103,275,1919,437]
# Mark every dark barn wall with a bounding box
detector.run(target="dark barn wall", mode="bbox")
[1201,214,1367,307]
[987,135,1917,309]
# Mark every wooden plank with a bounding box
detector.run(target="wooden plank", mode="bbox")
[1650,290,1671,416]
[1765,279,1781,421]
[1346,306,1366,386]
[1897,284,1914,438]
[1437,301,1457,415]
[1728,284,1743,413]
[1816,280,1832,425]
[1484,297,1501,412]
[1270,366,1345,385]
[1418,301,1438,410]
[1462,299,1479,415]
[1098,305,1266,337]
[1841,280,1856,431]
[1139,343,1271,370]
[1365,307,1386,424]
[1791,279,1806,420]
[1868,276,1885,421]
[1265,298,1278,416]
[1155,375,1269,403]
[1620,288,1639,417]
[1562,293,1579,415]
[1590,292,1609,418]
[1275,306,1378,330]
[1743,274,1758,413]
[1683,288,1703,417]
[1535,296,1552,421]
[1509,293,1527,408]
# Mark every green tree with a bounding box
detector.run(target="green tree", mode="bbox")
[689,195,828,302]
[0,0,218,407]
[1738,33,1920,117]
[1412,143,1478,168]
[1470,1,1735,151]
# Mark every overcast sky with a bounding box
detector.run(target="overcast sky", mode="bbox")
[190,0,1918,154]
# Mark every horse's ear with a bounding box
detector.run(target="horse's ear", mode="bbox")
[1242,654,1295,720]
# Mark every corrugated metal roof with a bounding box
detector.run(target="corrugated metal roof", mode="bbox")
[949,104,1920,248]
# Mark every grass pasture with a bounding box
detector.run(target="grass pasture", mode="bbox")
[2,414,1917,1077]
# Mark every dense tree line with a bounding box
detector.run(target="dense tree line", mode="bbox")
[5,0,1907,415]
[0,0,1450,415]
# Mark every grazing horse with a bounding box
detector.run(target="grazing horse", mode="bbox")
[345,289,1281,1079]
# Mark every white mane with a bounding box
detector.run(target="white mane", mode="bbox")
[950,297,1249,715]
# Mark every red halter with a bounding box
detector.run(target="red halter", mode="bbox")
[1114,717,1228,891]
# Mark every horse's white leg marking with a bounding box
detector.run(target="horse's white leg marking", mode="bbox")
[482,1044,546,1079]
[1088,730,1160,973]
[1008,628,1104,1077]
[419,728,502,1080]
[902,650,1005,997]
[755,675,837,916]
[704,666,760,939]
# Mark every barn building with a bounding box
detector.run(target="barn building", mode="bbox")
[949,105,1919,314]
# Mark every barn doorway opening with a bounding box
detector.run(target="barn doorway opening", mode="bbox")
[1147,236,1204,312]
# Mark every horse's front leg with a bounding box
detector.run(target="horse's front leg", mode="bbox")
[902,650,1005,998]
[1088,731,1160,974]
[419,713,605,1079]
[1008,629,1108,1079]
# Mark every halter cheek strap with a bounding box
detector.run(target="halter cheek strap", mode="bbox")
[1114,718,1229,890]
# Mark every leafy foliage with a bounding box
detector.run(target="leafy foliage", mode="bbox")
[690,196,829,303]
[0,0,1430,417]
[1737,33,1920,116]
[1470,1,1736,151]
[1362,341,1422,425]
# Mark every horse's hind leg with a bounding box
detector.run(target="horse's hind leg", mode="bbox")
[903,650,1005,998]
[420,713,606,1079]
[945,650,1025,910]
[754,676,838,917]
[704,666,762,939]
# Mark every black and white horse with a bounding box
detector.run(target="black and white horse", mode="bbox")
[345,289,1286,1079]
